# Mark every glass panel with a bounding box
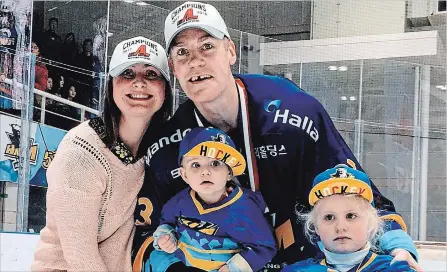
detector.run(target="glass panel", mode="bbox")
[301,60,361,121]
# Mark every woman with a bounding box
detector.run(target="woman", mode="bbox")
[32,40,48,91]
[60,32,77,67]
[32,36,172,271]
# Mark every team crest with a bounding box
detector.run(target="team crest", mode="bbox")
[211,133,226,144]
[177,8,199,27]
[331,167,352,179]
[128,44,150,58]
[178,214,219,236]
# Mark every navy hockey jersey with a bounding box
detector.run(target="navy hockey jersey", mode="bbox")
[148,186,276,271]
[132,74,414,271]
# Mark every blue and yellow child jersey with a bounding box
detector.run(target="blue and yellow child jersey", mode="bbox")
[148,185,276,272]
[282,251,416,272]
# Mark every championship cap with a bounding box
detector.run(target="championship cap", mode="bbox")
[109,36,170,81]
[165,1,230,51]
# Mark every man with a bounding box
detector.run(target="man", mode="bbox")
[42,17,62,62]
[74,39,101,107]
[133,2,420,271]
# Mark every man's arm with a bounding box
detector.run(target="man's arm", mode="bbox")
[132,169,165,272]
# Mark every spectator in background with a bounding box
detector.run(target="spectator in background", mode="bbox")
[64,83,81,125]
[60,32,77,67]
[74,39,100,107]
[42,17,61,62]
[93,18,106,70]
[32,41,48,91]
[53,74,64,96]
[32,40,49,122]
[0,4,17,113]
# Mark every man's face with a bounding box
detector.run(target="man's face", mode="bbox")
[49,20,57,31]
[169,28,236,104]
[84,42,93,53]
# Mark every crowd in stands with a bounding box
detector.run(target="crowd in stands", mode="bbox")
[1,16,104,131]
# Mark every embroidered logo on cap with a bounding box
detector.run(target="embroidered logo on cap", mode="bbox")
[177,8,199,27]
[128,44,150,59]
[211,133,227,144]
[331,167,352,179]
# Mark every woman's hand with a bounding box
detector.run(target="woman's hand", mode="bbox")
[157,234,177,253]
[218,264,230,272]
[391,248,423,272]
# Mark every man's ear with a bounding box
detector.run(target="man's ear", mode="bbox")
[180,167,188,184]
[228,40,237,65]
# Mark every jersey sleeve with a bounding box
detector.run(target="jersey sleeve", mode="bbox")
[226,190,277,271]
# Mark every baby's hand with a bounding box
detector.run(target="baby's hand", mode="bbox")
[218,264,230,272]
[157,234,177,253]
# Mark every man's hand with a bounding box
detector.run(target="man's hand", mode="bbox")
[218,264,230,272]
[157,234,177,253]
[391,248,423,272]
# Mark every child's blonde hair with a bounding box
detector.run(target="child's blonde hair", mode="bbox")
[299,194,384,251]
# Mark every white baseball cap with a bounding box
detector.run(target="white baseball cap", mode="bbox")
[109,36,170,82]
[164,1,230,51]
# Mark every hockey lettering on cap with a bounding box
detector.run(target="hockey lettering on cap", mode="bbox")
[184,141,245,176]
[309,165,373,206]
[178,127,246,176]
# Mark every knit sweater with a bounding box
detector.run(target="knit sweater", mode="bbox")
[32,119,145,271]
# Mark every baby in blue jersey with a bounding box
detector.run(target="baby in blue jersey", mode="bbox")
[149,127,276,272]
[282,165,416,272]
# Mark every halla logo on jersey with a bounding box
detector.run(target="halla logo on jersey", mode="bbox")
[264,99,319,142]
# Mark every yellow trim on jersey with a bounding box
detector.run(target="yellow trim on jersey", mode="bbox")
[190,187,243,215]
[320,253,378,272]
[177,242,227,270]
[132,236,154,272]
[380,214,408,232]
[318,259,337,272]
[179,241,241,254]
[357,253,377,272]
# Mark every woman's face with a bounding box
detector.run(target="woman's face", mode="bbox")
[60,76,64,88]
[47,78,53,91]
[69,86,76,98]
[31,42,39,55]
[112,63,166,120]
